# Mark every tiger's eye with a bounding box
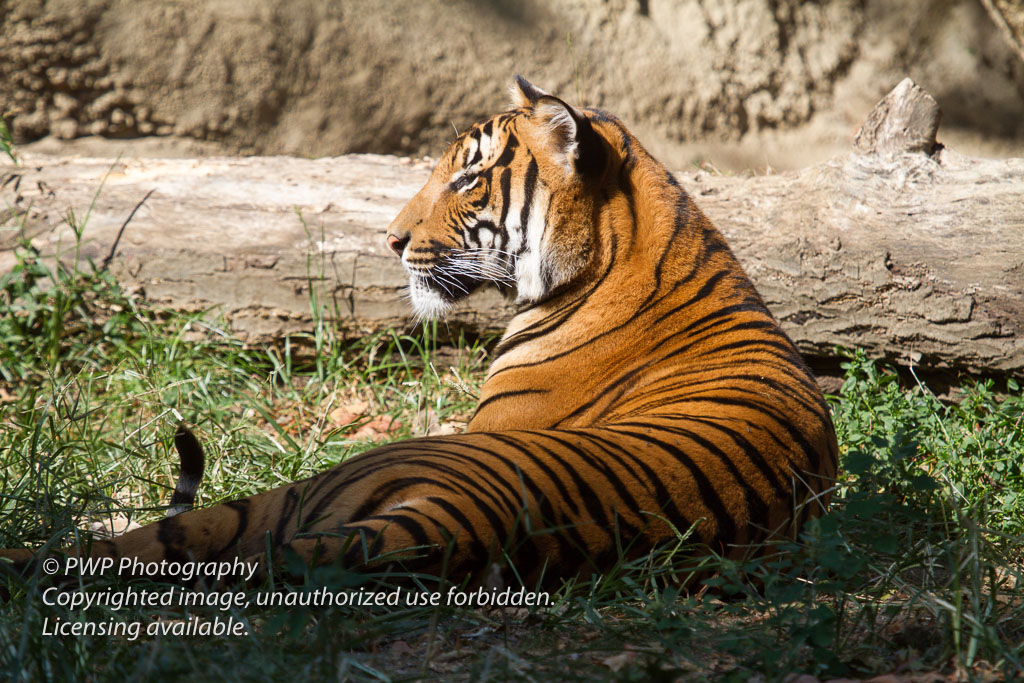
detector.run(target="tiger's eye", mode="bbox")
[452,173,476,191]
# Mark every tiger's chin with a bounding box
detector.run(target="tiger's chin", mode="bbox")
[409,279,454,320]
[408,273,512,321]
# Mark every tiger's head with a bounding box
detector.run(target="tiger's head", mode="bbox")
[386,76,609,319]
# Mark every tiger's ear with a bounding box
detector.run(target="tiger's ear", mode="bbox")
[531,95,605,179]
[509,75,550,108]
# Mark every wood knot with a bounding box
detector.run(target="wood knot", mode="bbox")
[853,78,942,158]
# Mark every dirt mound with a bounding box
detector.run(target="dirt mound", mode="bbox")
[2,0,1023,170]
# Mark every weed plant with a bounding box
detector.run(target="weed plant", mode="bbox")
[0,114,16,165]
[0,229,1021,680]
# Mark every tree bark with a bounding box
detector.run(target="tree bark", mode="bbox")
[2,81,1022,376]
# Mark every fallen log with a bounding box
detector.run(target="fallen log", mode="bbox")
[1,80,1022,376]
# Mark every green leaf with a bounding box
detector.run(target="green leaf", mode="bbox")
[870,533,899,554]
[846,498,884,518]
[844,450,875,475]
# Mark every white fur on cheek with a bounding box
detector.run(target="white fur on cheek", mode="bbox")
[514,186,549,303]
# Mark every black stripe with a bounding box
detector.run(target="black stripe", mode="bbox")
[539,432,645,518]
[498,167,512,227]
[218,500,251,559]
[611,428,736,546]
[650,269,732,327]
[487,434,582,517]
[532,433,640,535]
[578,430,694,535]
[275,488,300,541]
[346,476,458,522]
[156,516,190,563]
[426,495,487,551]
[483,434,594,559]
[493,134,519,168]
[619,421,771,529]
[404,444,526,516]
[519,156,538,234]
[363,513,432,549]
[472,388,547,416]
[672,395,822,473]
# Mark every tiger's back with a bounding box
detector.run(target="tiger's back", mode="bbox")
[0,77,837,588]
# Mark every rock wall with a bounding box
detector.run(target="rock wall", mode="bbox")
[3,0,1023,170]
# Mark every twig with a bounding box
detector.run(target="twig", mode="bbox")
[100,188,155,272]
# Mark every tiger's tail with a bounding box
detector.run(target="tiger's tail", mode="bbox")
[0,425,210,587]
[165,424,206,517]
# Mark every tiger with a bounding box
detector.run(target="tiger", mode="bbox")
[0,76,838,590]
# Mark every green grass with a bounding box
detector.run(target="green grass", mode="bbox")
[0,113,16,166]
[1,232,1022,681]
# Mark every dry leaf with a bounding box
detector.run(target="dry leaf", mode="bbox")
[352,415,401,441]
[601,651,636,672]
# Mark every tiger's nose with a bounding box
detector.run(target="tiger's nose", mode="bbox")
[387,233,410,256]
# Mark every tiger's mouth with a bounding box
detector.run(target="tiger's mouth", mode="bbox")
[407,268,485,320]
[405,249,517,320]
[420,268,487,302]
